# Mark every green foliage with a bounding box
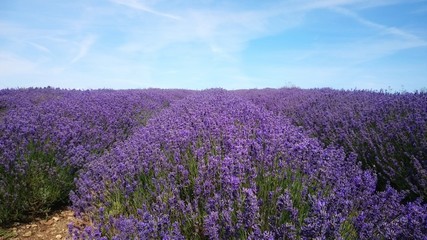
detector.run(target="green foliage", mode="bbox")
[0,142,75,226]
[256,162,314,236]
[98,146,334,239]
[340,211,359,240]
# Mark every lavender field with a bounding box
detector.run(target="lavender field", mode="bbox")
[0,87,426,239]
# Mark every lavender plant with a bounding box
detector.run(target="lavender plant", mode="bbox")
[240,88,427,201]
[70,90,427,239]
[0,88,190,225]
[2,88,425,238]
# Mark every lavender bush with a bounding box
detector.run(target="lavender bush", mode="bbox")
[1,88,425,238]
[0,87,65,121]
[70,90,426,239]
[0,88,190,225]
[240,88,427,201]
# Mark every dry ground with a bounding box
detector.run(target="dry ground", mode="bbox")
[0,208,87,240]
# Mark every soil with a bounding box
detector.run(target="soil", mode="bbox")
[0,208,88,240]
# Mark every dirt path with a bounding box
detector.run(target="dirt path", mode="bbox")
[0,208,81,240]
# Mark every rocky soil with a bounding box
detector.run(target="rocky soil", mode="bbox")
[0,208,86,240]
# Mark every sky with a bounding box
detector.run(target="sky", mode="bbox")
[0,0,427,91]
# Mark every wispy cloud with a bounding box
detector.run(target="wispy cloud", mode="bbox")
[293,0,411,11]
[26,41,51,54]
[1,0,426,91]
[0,53,37,77]
[113,0,419,58]
[111,0,181,20]
[70,35,96,64]
[116,6,304,58]
[295,0,365,10]
[333,7,427,44]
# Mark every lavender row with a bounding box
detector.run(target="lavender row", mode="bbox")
[0,88,191,225]
[70,90,426,239]
[239,88,427,201]
[0,87,66,120]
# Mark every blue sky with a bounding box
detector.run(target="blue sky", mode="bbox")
[1,0,426,91]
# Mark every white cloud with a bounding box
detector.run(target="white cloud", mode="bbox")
[70,35,96,64]
[116,7,303,57]
[332,7,427,44]
[0,53,37,76]
[112,0,421,60]
[292,0,412,11]
[111,0,181,20]
[26,42,51,54]
[1,0,426,90]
